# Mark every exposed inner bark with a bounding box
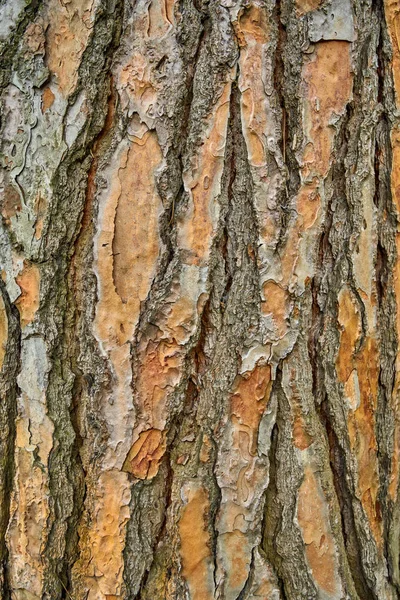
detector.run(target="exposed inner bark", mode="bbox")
[0,0,399,599]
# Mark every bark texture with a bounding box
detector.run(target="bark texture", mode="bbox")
[0,0,400,599]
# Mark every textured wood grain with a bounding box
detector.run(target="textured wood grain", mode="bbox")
[0,0,399,599]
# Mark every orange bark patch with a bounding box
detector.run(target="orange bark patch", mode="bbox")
[384,0,400,109]
[163,293,198,345]
[215,366,273,598]
[179,80,232,264]
[293,413,313,451]
[200,434,212,463]
[147,0,174,38]
[297,465,341,597]
[134,338,182,432]
[41,87,55,112]
[336,289,382,546]
[280,221,302,286]
[347,337,382,548]
[336,287,362,384]
[95,131,162,349]
[296,180,320,230]
[280,41,352,288]
[46,0,95,97]
[238,6,269,167]
[112,131,162,305]
[23,22,45,55]
[296,0,324,16]
[15,262,40,328]
[230,365,272,437]
[302,41,353,179]
[73,470,131,598]
[0,295,8,371]
[218,531,252,597]
[34,194,48,239]
[224,365,272,507]
[383,0,400,501]
[179,485,214,600]
[286,367,313,450]
[238,4,269,45]
[7,432,51,598]
[261,281,289,337]
[123,429,166,479]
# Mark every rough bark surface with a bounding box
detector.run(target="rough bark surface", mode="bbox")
[0,0,400,599]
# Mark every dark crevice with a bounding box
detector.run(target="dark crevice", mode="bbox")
[261,413,288,600]
[130,454,174,600]
[0,281,21,600]
[307,66,383,596]
[236,548,255,600]
[310,250,375,598]
[42,2,125,596]
[274,0,287,164]
[273,0,292,250]
[372,1,400,591]
[131,7,207,347]
[0,0,43,92]
[179,16,209,160]
[319,397,375,600]
[125,274,214,597]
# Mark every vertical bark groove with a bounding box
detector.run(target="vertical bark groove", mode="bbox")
[1,0,400,599]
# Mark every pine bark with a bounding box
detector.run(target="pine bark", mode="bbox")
[0,0,399,598]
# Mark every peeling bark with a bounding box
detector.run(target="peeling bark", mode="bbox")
[0,0,399,599]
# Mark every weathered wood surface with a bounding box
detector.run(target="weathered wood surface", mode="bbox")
[0,0,399,598]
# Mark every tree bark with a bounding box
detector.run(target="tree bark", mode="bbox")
[0,0,399,598]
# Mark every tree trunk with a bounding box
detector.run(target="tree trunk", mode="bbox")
[0,0,399,598]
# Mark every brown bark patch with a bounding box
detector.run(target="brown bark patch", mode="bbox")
[237,10,269,168]
[46,0,95,97]
[199,434,212,463]
[336,287,362,383]
[1,185,22,222]
[147,0,175,38]
[302,41,353,180]
[135,338,182,431]
[261,281,289,337]
[15,262,40,328]
[218,530,252,596]
[179,485,214,600]
[296,0,324,16]
[384,0,400,109]
[336,288,382,547]
[112,132,162,305]
[23,22,46,55]
[347,337,382,548]
[237,4,269,46]
[0,295,8,371]
[34,194,48,240]
[296,180,320,230]
[384,1,400,503]
[41,87,55,113]
[178,80,232,264]
[231,365,271,435]
[94,132,162,349]
[123,429,166,480]
[73,470,131,598]
[297,465,341,597]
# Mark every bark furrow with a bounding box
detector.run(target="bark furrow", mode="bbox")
[0,1,399,599]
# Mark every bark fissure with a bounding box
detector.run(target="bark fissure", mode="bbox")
[1,1,400,599]
[0,281,21,600]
